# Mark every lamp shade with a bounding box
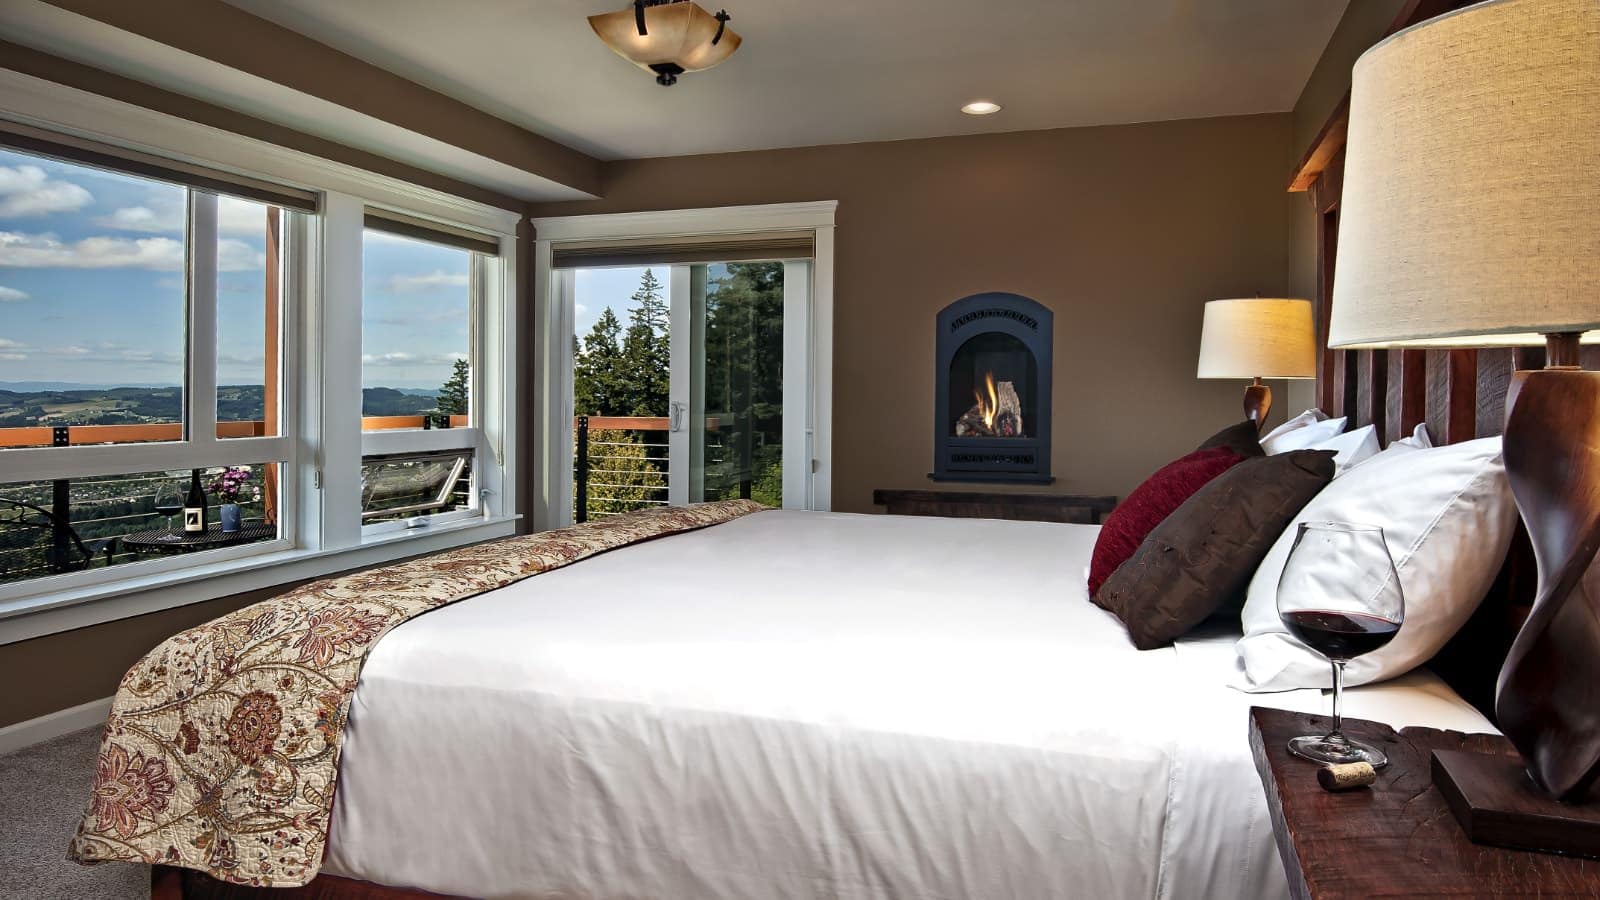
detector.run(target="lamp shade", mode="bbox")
[589,2,742,82]
[1329,0,1600,349]
[1196,298,1317,380]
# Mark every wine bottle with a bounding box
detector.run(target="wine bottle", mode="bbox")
[183,469,208,534]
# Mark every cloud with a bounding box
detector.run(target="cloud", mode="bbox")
[95,194,274,236]
[0,165,93,217]
[0,286,26,301]
[574,302,589,317]
[95,205,172,232]
[384,270,469,293]
[217,239,266,272]
[0,231,184,269]
[0,230,262,271]
[361,350,466,367]
[0,337,24,349]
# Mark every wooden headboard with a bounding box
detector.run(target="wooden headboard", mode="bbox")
[1285,0,1600,719]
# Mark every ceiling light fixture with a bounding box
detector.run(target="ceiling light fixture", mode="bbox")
[961,100,1003,116]
[589,0,742,86]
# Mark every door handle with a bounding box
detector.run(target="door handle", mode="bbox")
[670,401,686,432]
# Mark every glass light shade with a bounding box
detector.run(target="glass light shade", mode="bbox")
[589,2,742,75]
[1329,0,1600,350]
[1197,298,1317,380]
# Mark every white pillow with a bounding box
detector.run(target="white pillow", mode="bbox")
[1233,436,1516,692]
[1262,416,1347,455]
[1394,423,1433,450]
[1260,408,1329,447]
[1306,424,1381,475]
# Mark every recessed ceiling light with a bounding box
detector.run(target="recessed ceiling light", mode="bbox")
[961,100,1002,116]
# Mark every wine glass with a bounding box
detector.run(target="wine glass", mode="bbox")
[1277,522,1405,768]
[152,481,185,542]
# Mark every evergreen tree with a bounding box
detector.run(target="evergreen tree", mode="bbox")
[620,268,670,416]
[436,358,469,415]
[574,307,626,415]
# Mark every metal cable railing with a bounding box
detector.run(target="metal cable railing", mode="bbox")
[574,415,669,522]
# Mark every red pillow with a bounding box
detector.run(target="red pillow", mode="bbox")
[1088,446,1247,597]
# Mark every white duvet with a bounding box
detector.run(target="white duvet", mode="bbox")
[322,510,1492,899]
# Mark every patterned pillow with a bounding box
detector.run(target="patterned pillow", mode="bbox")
[1087,446,1246,597]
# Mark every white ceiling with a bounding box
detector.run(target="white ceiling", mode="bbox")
[220,0,1351,161]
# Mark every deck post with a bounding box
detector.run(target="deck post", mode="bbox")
[575,415,590,523]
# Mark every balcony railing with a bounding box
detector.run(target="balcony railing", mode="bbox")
[0,416,473,585]
[0,415,470,449]
[574,415,669,523]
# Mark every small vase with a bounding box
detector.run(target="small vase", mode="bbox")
[220,503,242,533]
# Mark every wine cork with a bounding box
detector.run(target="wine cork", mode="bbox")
[1317,760,1377,792]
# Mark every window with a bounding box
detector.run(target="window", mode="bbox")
[357,215,495,529]
[0,91,520,638]
[360,226,472,428]
[0,144,297,588]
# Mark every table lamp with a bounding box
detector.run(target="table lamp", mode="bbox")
[1196,298,1317,431]
[1329,0,1600,851]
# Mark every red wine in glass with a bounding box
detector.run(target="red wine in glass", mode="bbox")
[1276,522,1405,768]
[1283,610,1401,661]
[153,483,185,542]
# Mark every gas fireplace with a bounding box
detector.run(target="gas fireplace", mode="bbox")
[932,292,1053,483]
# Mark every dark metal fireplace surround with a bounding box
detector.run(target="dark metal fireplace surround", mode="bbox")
[932,292,1054,483]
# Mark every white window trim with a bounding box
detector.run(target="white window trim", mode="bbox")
[530,201,837,532]
[355,234,510,538]
[0,69,523,644]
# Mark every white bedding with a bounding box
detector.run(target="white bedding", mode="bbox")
[323,510,1493,899]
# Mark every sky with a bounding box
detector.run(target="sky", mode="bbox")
[574,265,654,341]
[0,146,470,392]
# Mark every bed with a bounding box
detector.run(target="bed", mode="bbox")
[297,509,1491,900]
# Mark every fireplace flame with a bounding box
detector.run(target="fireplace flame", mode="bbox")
[974,371,999,431]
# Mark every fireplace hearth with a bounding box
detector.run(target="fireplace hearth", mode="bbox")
[932,292,1053,483]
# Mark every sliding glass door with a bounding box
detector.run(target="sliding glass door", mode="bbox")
[667,262,805,507]
[568,259,812,521]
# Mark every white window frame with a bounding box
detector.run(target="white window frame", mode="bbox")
[354,222,508,539]
[530,202,837,532]
[0,68,521,645]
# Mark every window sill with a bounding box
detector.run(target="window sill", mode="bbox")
[0,514,522,646]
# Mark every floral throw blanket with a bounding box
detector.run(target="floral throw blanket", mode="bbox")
[69,500,765,887]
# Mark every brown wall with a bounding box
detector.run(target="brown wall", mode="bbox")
[532,114,1296,513]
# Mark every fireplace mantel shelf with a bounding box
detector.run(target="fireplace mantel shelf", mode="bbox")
[927,472,1056,484]
[875,489,1115,524]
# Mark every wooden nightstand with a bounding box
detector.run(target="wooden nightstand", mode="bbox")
[1249,706,1600,898]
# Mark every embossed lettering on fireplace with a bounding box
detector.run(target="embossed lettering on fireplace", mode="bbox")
[932,292,1053,483]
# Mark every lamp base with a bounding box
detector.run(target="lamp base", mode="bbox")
[1497,363,1600,801]
[1243,378,1272,432]
[1433,749,1600,858]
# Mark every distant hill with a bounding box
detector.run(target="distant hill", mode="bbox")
[361,387,440,417]
[0,384,442,428]
[0,381,180,392]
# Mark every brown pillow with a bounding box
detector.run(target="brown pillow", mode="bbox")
[1092,449,1336,650]
[1196,419,1265,457]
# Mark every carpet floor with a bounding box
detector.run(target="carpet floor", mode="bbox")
[1,725,150,900]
